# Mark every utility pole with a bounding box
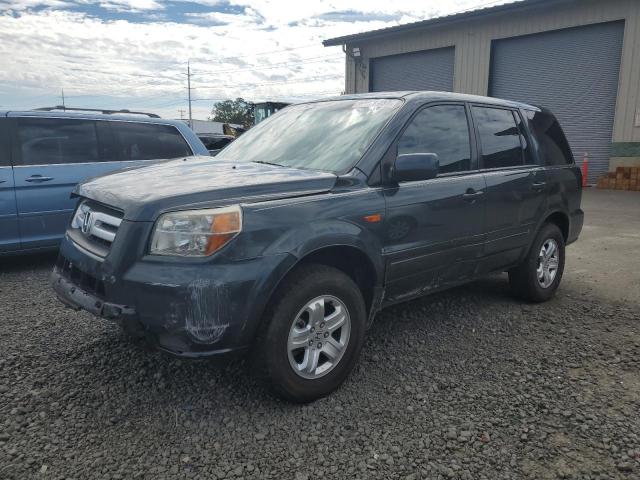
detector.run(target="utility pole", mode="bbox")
[178,109,186,120]
[187,61,193,129]
[61,89,66,110]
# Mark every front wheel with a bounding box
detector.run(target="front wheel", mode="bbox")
[509,223,566,302]
[256,264,366,403]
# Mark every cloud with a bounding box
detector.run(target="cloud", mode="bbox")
[0,0,510,118]
[0,0,76,10]
[97,0,163,12]
[314,9,404,24]
[183,6,262,26]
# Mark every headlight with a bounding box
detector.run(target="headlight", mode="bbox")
[150,205,242,257]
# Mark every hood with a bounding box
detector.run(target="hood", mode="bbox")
[76,156,337,221]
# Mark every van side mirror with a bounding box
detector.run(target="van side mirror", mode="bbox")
[393,153,439,183]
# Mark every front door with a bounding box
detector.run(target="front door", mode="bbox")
[0,117,20,252]
[470,105,548,273]
[383,103,487,303]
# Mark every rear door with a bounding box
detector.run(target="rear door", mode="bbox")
[11,116,118,249]
[0,117,20,252]
[470,105,547,273]
[383,103,487,302]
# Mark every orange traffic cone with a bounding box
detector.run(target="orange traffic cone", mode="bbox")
[582,152,589,187]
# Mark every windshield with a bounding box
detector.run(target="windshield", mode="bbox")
[216,99,402,173]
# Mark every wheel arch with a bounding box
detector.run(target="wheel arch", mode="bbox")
[518,209,570,267]
[543,210,570,242]
[247,241,384,345]
[290,244,381,318]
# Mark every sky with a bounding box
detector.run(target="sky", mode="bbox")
[0,0,513,120]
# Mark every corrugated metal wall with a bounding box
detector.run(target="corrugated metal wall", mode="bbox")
[489,21,625,182]
[344,0,640,146]
[369,47,455,92]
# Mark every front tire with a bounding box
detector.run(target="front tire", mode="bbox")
[509,223,565,302]
[256,264,366,403]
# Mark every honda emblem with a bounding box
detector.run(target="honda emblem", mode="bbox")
[81,211,93,234]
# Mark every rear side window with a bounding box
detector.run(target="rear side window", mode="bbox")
[0,118,9,166]
[15,118,99,165]
[524,110,574,165]
[398,104,472,174]
[108,122,192,161]
[201,136,233,151]
[473,106,524,169]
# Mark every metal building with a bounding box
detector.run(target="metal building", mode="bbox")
[323,0,640,182]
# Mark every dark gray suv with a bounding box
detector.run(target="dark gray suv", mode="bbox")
[51,92,583,402]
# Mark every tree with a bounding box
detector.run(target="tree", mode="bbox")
[210,98,255,128]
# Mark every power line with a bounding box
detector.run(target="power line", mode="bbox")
[84,42,324,68]
[198,42,323,63]
[66,66,183,82]
[191,91,340,102]
[189,74,342,90]
[190,55,341,76]
[33,54,341,85]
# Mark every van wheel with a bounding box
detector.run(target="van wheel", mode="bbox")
[256,264,366,403]
[509,223,565,302]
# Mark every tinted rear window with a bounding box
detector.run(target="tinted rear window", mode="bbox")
[108,122,192,161]
[524,110,574,165]
[473,107,524,169]
[16,117,99,165]
[0,118,9,166]
[201,136,233,151]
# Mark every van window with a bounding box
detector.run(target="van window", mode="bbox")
[0,118,9,166]
[200,136,233,151]
[524,110,574,165]
[15,118,99,165]
[473,107,524,169]
[398,105,472,174]
[108,122,192,161]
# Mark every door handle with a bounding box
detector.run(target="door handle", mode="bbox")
[25,175,54,183]
[531,181,546,191]
[462,189,484,201]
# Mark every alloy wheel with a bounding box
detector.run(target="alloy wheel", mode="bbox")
[537,238,560,288]
[287,295,351,379]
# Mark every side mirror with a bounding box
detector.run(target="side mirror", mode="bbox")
[393,153,439,183]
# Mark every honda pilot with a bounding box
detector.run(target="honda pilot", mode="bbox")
[51,92,583,402]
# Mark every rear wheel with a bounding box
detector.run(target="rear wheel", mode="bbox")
[509,223,565,302]
[256,264,366,403]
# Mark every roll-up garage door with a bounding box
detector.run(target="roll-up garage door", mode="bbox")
[489,21,624,183]
[370,47,455,93]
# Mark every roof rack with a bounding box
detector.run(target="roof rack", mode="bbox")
[33,106,160,118]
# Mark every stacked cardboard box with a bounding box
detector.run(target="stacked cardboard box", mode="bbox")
[597,167,640,190]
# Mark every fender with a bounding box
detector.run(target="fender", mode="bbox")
[521,208,570,262]
[240,219,386,340]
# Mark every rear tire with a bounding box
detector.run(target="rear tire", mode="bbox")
[509,223,565,302]
[255,264,366,403]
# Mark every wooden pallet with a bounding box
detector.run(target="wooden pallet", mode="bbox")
[597,167,640,191]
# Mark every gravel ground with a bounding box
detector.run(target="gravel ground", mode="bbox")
[1,190,639,480]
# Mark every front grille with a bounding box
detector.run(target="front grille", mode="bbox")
[70,200,124,257]
[56,255,106,299]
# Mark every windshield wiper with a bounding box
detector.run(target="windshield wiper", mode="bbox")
[252,160,286,167]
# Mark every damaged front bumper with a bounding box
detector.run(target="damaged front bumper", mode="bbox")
[52,270,136,321]
[52,233,295,358]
